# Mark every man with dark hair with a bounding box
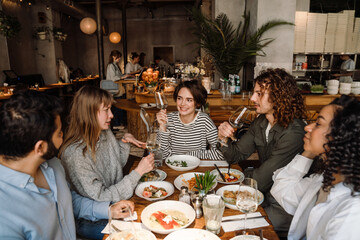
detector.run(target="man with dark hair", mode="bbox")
[0,90,134,239]
[154,55,173,75]
[217,68,307,232]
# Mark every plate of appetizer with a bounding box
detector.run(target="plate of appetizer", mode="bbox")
[165,155,200,171]
[139,103,156,108]
[109,229,157,240]
[135,181,174,201]
[174,172,217,192]
[210,168,244,184]
[140,169,167,182]
[141,200,196,234]
[216,185,264,210]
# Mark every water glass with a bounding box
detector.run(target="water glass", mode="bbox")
[153,149,163,167]
[202,194,225,235]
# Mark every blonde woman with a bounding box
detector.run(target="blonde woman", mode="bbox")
[60,85,154,203]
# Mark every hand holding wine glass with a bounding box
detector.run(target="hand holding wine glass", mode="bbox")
[236,178,258,235]
[218,106,251,147]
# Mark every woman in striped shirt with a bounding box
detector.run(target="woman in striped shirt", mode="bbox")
[156,80,223,160]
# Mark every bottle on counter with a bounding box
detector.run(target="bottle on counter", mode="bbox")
[235,74,241,94]
[229,74,235,94]
[179,186,191,205]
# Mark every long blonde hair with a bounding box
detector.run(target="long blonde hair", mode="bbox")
[60,85,113,160]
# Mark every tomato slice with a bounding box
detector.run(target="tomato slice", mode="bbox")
[151,211,179,229]
[143,191,152,198]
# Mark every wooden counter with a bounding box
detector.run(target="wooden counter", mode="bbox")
[134,90,360,107]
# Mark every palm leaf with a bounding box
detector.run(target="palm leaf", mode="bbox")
[190,8,294,78]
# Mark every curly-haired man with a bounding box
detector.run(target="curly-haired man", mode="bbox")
[217,68,307,231]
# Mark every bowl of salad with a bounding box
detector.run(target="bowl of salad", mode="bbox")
[135,181,174,201]
[165,155,200,171]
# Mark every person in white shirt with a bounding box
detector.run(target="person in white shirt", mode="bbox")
[125,52,142,75]
[332,54,355,83]
[271,95,360,240]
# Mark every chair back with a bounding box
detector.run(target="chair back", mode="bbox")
[100,80,119,95]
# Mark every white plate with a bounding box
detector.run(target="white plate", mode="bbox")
[174,172,217,192]
[141,200,196,235]
[140,169,167,182]
[135,181,174,201]
[164,228,221,240]
[216,185,264,210]
[140,103,156,108]
[165,155,200,171]
[230,235,268,240]
[210,168,245,184]
[109,229,157,240]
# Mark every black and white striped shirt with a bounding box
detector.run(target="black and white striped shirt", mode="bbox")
[158,111,224,160]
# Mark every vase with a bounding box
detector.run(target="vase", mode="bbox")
[145,85,156,94]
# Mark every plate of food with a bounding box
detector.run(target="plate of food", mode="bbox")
[141,200,196,234]
[216,185,264,210]
[109,229,157,240]
[140,169,167,182]
[165,155,200,171]
[210,168,244,184]
[135,181,174,201]
[230,235,268,240]
[174,172,217,192]
[164,228,221,240]
[139,103,156,108]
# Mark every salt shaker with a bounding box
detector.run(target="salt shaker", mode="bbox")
[192,196,203,218]
[179,186,191,205]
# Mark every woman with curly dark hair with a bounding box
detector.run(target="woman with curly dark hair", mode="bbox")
[271,95,360,240]
[218,68,307,231]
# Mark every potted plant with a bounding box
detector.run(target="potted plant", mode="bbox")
[0,10,21,38]
[190,8,293,79]
[34,26,50,40]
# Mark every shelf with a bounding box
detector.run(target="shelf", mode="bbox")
[292,69,331,72]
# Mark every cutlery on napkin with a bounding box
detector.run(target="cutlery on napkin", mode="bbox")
[221,212,269,232]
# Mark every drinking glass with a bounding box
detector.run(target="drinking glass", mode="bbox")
[154,89,168,110]
[236,178,258,235]
[203,194,225,235]
[220,80,232,110]
[218,106,254,147]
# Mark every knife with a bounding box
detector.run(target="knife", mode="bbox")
[221,215,265,223]
[214,164,226,182]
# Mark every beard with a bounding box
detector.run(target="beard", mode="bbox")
[43,140,59,161]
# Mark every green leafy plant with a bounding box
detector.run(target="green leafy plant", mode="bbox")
[190,8,293,78]
[194,171,216,194]
[0,10,21,38]
[311,84,324,93]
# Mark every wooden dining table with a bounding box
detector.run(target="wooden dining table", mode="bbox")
[104,157,279,240]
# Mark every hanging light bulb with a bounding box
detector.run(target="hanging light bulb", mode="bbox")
[109,32,121,44]
[80,17,97,35]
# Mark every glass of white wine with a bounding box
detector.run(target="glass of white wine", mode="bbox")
[236,178,258,235]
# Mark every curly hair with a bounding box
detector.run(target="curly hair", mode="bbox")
[254,68,306,128]
[322,95,360,194]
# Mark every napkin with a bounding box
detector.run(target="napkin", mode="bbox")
[200,160,229,167]
[101,219,148,234]
[221,212,269,232]
[123,211,138,221]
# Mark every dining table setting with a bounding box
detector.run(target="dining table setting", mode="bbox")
[102,155,280,240]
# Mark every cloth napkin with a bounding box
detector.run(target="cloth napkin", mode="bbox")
[221,212,269,232]
[200,160,229,167]
[101,220,148,234]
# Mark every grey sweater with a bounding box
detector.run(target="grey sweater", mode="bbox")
[61,129,141,202]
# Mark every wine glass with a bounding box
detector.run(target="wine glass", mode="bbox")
[219,80,232,110]
[154,89,168,110]
[236,178,258,235]
[218,106,254,147]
